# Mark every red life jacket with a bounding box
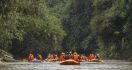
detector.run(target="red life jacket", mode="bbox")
[89,55,94,60]
[81,56,86,60]
[73,55,79,61]
[60,55,65,61]
[69,54,73,59]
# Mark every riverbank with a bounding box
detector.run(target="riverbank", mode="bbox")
[0,49,16,63]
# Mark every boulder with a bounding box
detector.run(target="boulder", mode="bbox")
[0,49,15,62]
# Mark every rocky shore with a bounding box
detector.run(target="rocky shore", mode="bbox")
[0,49,15,62]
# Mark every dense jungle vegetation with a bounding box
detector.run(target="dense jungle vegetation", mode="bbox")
[0,0,132,60]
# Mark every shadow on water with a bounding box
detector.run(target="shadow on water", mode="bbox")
[0,60,132,70]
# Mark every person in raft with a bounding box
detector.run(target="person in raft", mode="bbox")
[95,54,101,60]
[89,53,95,61]
[59,52,65,61]
[46,53,54,61]
[37,54,43,61]
[65,52,69,60]
[69,51,73,59]
[73,52,79,61]
[80,54,87,61]
[28,53,34,61]
[53,54,59,61]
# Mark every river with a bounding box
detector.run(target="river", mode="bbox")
[0,60,132,70]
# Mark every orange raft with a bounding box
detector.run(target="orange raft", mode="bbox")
[60,60,80,65]
[28,58,42,63]
[89,59,102,62]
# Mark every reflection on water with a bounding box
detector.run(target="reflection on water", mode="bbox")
[0,60,132,70]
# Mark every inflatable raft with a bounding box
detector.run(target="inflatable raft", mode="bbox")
[79,60,87,62]
[29,59,42,62]
[60,60,80,65]
[89,59,102,62]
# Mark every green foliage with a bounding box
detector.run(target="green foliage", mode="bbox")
[0,0,22,50]
[0,0,65,58]
[59,0,98,53]
[90,0,132,59]
[0,0,132,60]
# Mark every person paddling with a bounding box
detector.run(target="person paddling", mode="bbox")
[53,54,59,61]
[59,52,65,61]
[73,52,79,61]
[28,53,34,61]
[46,53,54,61]
[37,54,43,61]
[65,52,69,60]
[69,51,73,59]
[95,54,101,60]
[80,54,87,61]
[89,53,95,61]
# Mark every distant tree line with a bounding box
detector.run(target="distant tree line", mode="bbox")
[0,0,132,60]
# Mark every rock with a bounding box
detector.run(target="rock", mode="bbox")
[0,49,15,62]
[128,57,132,61]
[0,58,2,63]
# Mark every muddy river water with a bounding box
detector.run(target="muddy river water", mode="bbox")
[0,60,132,70]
